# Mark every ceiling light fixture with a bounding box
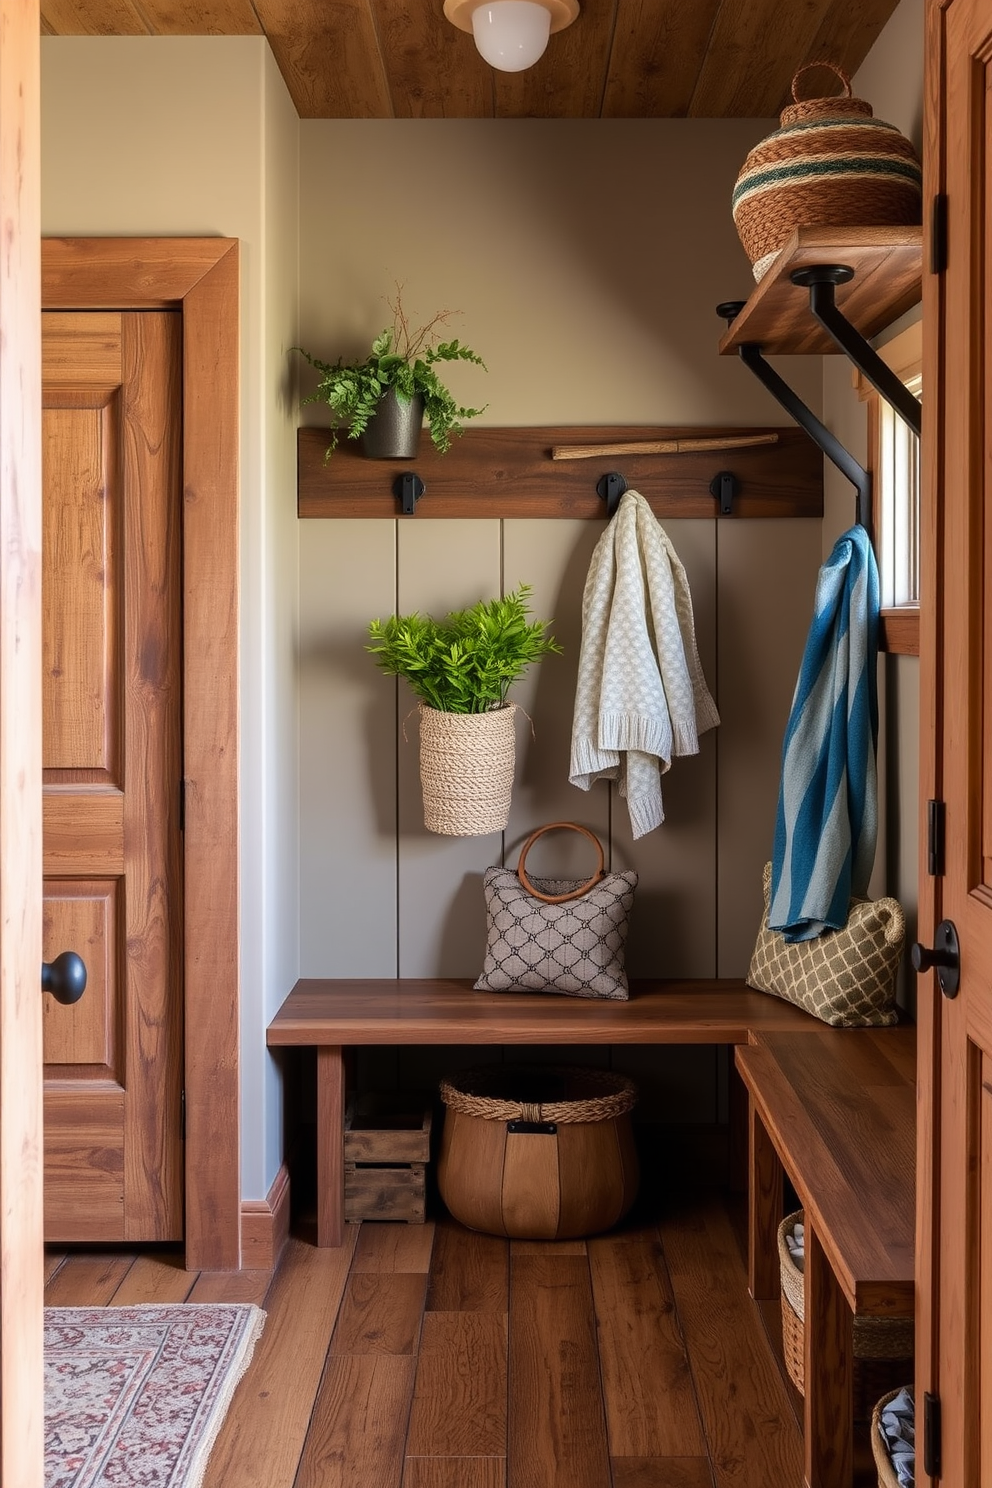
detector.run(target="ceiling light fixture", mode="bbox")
[443,0,579,73]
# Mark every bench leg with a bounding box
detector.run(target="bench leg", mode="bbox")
[804,1223,853,1488]
[748,1099,783,1301]
[316,1044,345,1247]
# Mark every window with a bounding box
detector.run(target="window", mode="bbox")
[858,322,922,656]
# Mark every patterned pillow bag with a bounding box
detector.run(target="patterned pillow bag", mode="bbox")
[474,822,637,1001]
[747,861,904,1026]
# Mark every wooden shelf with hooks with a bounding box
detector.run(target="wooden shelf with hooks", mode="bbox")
[718,226,923,358]
[297,423,822,520]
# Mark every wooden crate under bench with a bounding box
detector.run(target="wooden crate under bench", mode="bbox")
[343,1093,432,1224]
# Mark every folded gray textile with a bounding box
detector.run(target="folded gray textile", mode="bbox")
[787,1220,804,1271]
[879,1387,915,1488]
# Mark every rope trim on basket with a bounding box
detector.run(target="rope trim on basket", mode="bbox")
[440,1066,637,1124]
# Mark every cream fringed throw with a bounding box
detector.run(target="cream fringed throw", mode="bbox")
[569,491,719,838]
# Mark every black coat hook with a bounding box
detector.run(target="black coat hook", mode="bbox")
[393,471,425,515]
[596,471,627,518]
[709,471,739,515]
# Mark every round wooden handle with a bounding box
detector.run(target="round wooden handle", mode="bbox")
[516,821,606,904]
[791,61,852,102]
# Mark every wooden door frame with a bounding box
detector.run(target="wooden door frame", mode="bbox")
[1,0,43,1480]
[42,238,241,1271]
[915,0,944,1471]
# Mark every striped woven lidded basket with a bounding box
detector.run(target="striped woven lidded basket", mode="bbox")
[732,62,922,282]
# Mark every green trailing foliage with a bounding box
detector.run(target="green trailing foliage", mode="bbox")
[367,586,562,715]
[296,292,487,456]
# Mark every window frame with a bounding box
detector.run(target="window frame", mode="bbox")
[856,321,922,657]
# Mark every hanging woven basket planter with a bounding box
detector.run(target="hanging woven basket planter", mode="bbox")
[418,702,517,836]
[732,62,923,282]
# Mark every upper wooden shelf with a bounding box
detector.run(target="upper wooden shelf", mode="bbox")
[718,226,923,357]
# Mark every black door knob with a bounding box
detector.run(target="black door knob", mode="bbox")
[41,951,87,1006]
[911,919,960,998]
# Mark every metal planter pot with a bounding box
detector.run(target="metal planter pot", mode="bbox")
[362,387,425,459]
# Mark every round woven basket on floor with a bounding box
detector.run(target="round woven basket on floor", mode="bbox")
[418,702,516,836]
[437,1064,639,1239]
[871,1387,910,1488]
[732,62,922,282]
[777,1210,915,1422]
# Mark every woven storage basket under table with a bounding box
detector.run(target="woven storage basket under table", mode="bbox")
[732,62,922,282]
[437,1064,639,1240]
[871,1388,908,1488]
[777,1211,915,1422]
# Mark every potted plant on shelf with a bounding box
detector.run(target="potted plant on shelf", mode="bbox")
[367,585,562,836]
[297,290,487,459]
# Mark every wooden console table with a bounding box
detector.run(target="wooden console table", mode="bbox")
[266,977,817,1247]
[736,1026,916,1488]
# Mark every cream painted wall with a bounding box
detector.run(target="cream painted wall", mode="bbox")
[299,119,820,430]
[821,0,924,1006]
[40,36,300,1201]
[297,119,825,1120]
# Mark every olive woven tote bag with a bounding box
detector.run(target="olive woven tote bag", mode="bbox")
[747,862,904,1026]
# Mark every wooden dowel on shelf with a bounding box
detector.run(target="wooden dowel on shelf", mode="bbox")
[550,432,780,461]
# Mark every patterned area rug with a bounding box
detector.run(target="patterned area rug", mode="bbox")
[44,1303,265,1488]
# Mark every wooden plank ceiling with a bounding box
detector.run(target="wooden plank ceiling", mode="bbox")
[41,0,903,119]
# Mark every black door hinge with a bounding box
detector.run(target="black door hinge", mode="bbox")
[928,799,946,877]
[924,1391,941,1478]
[180,1088,187,1142]
[931,194,948,274]
[179,777,186,832]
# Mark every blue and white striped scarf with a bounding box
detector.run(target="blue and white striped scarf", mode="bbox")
[769,525,880,942]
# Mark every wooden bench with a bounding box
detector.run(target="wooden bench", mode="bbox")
[266,976,819,1246]
[736,1026,916,1488]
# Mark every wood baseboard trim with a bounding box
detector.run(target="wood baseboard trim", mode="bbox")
[240,1163,290,1271]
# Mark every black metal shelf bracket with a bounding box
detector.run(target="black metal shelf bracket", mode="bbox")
[717,298,873,534]
[790,264,922,438]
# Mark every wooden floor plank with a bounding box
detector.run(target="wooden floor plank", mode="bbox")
[510,1238,587,1255]
[508,1253,611,1488]
[43,1250,67,1285]
[406,1311,507,1457]
[44,1253,134,1306]
[353,1221,436,1274]
[426,1217,508,1313]
[330,1271,428,1356]
[201,1231,358,1488]
[294,1353,417,1488]
[611,1459,714,1488]
[660,1196,803,1488]
[109,1251,196,1305]
[589,1235,706,1458]
[188,1268,273,1305]
[403,1459,506,1488]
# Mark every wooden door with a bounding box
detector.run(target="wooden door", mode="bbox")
[42,310,184,1242]
[0,0,43,1480]
[922,0,992,1481]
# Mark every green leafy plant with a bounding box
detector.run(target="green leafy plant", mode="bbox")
[367,585,562,714]
[296,289,487,457]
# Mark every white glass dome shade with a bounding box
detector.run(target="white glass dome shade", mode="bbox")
[443,0,579,73]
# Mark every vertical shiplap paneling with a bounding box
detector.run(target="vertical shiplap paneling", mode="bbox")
[502,519,610,873]
[607,518,720,1123]
[396,519,503,977]
[299,520,398,976]
[715,518,823,975]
